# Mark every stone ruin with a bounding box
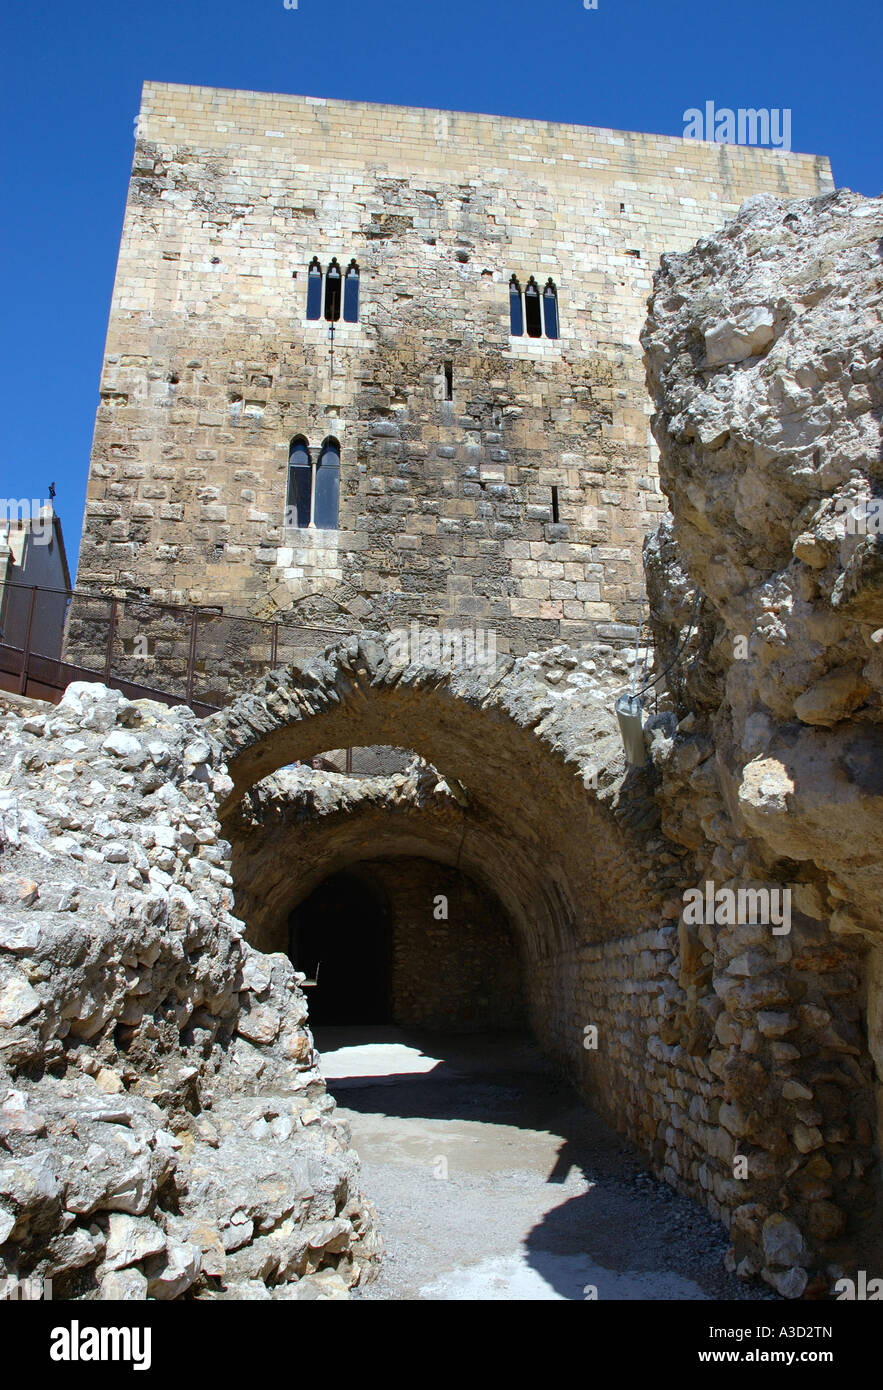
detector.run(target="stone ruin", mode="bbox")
[0,187,881,1299]
[0,685,380,1299]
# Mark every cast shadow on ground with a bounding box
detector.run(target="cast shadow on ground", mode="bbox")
[312,1025,739,1300]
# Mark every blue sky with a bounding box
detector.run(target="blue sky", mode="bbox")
[1,0,879,576]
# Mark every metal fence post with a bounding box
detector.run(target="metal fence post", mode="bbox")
[18,587,38,695]
[185,608,199,706]
[104,600,118,683]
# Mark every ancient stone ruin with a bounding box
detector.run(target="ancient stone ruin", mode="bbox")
[0,683,380,1299]
[0,83,880,1300]
[642,187,883,1292]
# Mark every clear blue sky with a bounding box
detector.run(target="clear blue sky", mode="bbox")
[2,0,879,577]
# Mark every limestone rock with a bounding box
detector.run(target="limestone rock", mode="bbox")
[0,684,380,1299]
[762,1214,806,1268]
[793,666,869,726]
[103,1214,166,1271]
[99,1268,149,1300]
[643,188,883,1289]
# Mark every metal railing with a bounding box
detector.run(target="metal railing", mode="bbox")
[0,583,365,715]
[0,581,647,724]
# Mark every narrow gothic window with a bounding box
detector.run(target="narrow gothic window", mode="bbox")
[287,437,312,527]
[543,279,559,339]
[314,438,340,530]
[524,276,542,337]
[343,260,360,323]
[306,258,323,320]
[509,275,523,336]
[325,258,342,322]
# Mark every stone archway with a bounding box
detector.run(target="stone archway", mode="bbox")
[210,636,687,1180]
[211,634,671,956]
[209,627,883,1291]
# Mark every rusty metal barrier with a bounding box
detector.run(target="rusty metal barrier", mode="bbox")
[0,584,362,714]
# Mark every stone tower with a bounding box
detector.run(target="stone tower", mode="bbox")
[76,82,833,655]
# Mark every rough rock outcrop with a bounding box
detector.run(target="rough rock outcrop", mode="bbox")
[642,188,883,1295]
[0,684,379,1299]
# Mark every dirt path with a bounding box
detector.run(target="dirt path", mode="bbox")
[315,1028,773,1302]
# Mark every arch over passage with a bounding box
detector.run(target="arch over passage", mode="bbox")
[210,634,672,967]
[207,635,793,1257]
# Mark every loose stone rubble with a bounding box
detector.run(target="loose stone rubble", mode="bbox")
[0,684,379,1299]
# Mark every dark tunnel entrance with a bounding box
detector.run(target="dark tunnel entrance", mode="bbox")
[278,857,526,1032]
[287,868,394,1025]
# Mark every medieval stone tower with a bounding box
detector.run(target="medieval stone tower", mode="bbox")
[76,82,834,654]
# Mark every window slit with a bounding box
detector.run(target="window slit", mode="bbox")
[325,258,342,322]
[343,259,360,323]
[509,275,523,336]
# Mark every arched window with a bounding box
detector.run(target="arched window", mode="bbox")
[509,275,523,336]
[343,259,360,323]
[306,258,323,320]
[314,438,340,530]
[543,279,559,339]
[325,258,342,322]
[524,276,542,338]
[287,437,312,528]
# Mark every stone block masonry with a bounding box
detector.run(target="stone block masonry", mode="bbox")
[74,82,833,656]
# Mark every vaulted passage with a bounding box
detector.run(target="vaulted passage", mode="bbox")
[247,847,525,1033]
[213,636,680,1203]
[212,634,883,1288]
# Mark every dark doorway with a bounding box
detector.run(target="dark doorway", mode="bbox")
[287,870,393,1025]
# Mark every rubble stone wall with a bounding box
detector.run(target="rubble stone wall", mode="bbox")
[642,188,883,1295]
[0,684,379,1300]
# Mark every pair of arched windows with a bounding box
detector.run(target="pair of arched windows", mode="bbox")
[306,258,360,323]
[509,275,559,339]
[286,436,340,530]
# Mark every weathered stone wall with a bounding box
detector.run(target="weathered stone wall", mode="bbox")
[641,188,883,1295]
[383,857,524,1031]
[74,83,833,654]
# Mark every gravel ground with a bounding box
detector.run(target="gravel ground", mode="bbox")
[315,1028,776,1302]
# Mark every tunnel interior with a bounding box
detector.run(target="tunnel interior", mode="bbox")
[271,854,526,1034]
[288,868,393,1026]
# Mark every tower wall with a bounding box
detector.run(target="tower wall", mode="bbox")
[77,82,834,652]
